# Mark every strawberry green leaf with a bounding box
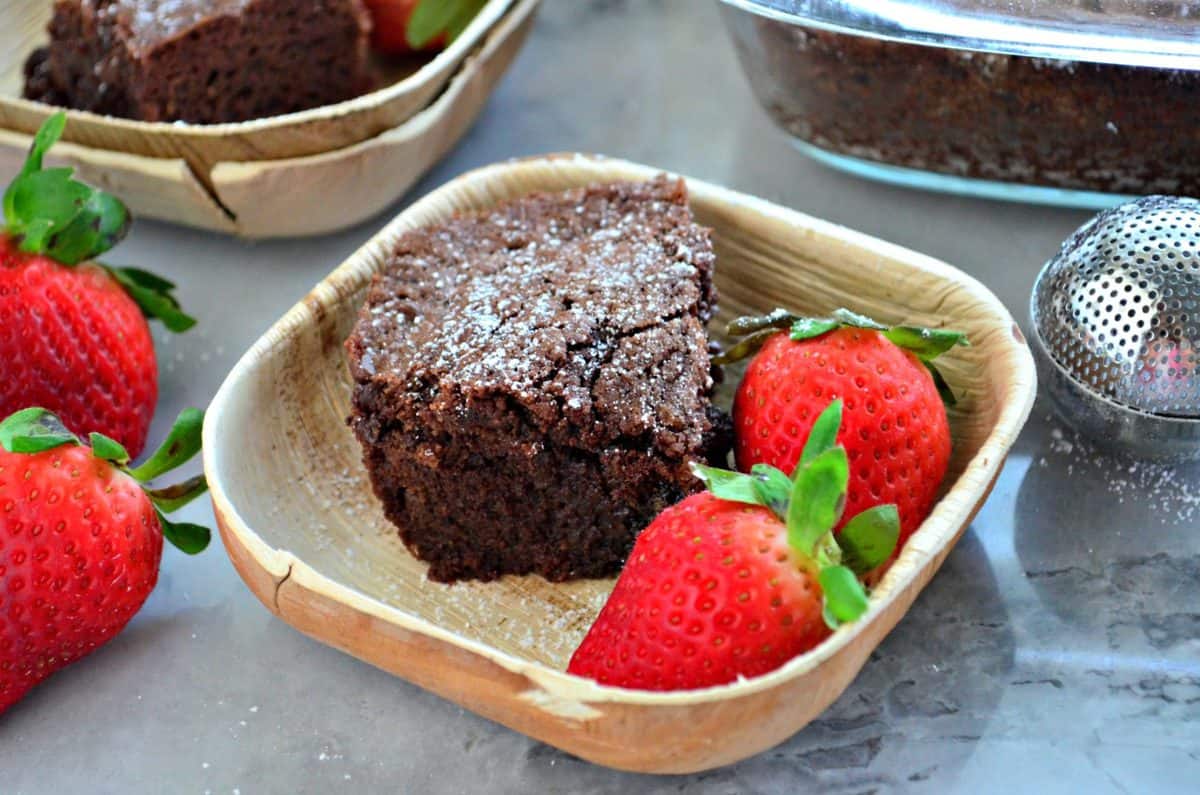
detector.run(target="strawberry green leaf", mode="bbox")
[796,399,843,474]
[711,328,779,366]
[924,361,958,407]
[822,603,839,630]
[107,266,197,332]
[691,462,764,507]
[17,112,64,178]
[136,411,212,553]
[819,565,870,627]
[3,112,66,223]
[88,432,130,465]
[156,509,211,555]
[447,0,488,39]
[884,326,969,361]
[0,407,79,453]
[813,531,844,571]
[108,266,175,292]
[789,317,840,342]
[3,113,130,264]
[407,0,465,48]
[6,169,91,250]
[44,191,130,266]
[837,504,900,574]
[146,474,209,513]
[749,463,791,520]
[717,307,968,393]
[726,309,796,336]
[831,308,888,331]
[128,408,204,483]
[786,446,849,555]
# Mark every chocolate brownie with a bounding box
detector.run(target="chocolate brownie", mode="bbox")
[23,0,373,123]
[346,177,728,583]
[722,7,1200,196]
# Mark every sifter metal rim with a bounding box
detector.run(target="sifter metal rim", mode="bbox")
[1029,277,1200,461]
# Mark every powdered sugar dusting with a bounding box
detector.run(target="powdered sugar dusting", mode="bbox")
[350,177,718,449]
[118,0,256,43]
[1038,419,1200,525]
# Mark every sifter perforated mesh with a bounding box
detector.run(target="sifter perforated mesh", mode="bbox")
[1032,196,1200,418]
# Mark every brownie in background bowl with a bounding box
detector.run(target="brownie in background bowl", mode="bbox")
[24,0,374,123]
[346,177,729,583]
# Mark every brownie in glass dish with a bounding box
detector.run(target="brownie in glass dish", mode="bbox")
[720,0,1200,198]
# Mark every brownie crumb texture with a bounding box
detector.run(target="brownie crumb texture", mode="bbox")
[733,15,1200,196]
[346,176,727,582]
[24,0,373,123]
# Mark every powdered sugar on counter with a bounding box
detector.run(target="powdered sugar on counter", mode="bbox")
[1039,420,1200,524]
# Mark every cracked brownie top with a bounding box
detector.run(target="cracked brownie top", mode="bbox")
[346,176,718,458]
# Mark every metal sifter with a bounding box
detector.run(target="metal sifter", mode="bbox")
[1030,196,1200,460]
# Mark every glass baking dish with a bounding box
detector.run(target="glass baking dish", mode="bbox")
[718,0,1200,208]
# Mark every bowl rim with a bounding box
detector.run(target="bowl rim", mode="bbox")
[203,153,1038,707]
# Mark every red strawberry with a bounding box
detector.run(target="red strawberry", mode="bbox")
[366,0,443,54]
[724,309,965,547]
[0,240,156,456]
[568,402,899,691]
[1,113,195,457]
[365,0,484,55]
[0,407,209,714]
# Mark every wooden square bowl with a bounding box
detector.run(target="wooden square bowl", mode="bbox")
[0,0,538,237]
[203,155,1037,772]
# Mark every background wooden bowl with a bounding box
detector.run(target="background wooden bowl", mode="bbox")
[0,0,514,168]
[0,0,539,238]
[203,155,1037,773]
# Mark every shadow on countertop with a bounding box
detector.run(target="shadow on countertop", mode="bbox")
[1014,425,1200,657]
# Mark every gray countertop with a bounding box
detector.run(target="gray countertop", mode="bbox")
[3,1,1198,792]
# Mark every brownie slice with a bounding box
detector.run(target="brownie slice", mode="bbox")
[23,0,373,123]
[346,177,728,583]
